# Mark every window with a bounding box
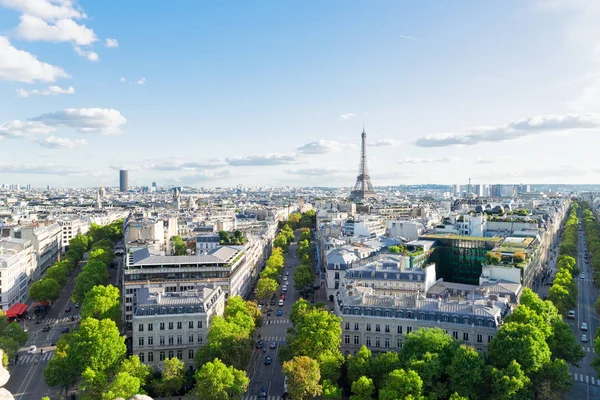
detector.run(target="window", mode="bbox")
[335,272,340,279]
[139,353,145,362]
[345,322,350,330]
[160,323,165,331]
[366,336,371,347]
[177,321,182,330]
[406,326,412,334]
[366,324,371,332]
[148,336,153,346]
[177,350,183,360]
[148,352,153,362]
[148,323,153,331]
[197,321,203,329]
[452,331,458,340]
[397,338,402,348]
[168,322,174,330]
[344,335,350,344]
[477,334,483,343]
[168,336,174,345]
[189,321,194,329]
[385,337,390,348]
[138,337,144,347]
[354,323,359,331]
[189,335,194,343]
[397,326,403,334]
[159,336,165,346]
[354,335,360,345]
[488,335,493,343]
[375,337,380,348]
[375,324,380,332]
[189,349,194,360]
[159,351,165,361]
[198,334,203,343]
[177,335,183,345]
[385,325,390,333]
[138,324,144,332]
[168,350,174,359]
[463,332,469,341]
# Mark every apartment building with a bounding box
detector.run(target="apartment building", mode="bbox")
[56,215,89,250]
[11,222,61,278]
[131,284,225,370]
[0,238,35,310]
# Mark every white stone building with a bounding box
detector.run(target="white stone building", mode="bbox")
[0,238,35,310]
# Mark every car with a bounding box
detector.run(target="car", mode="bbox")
[256,340,264,349]
[258,387,267,399]
[287,264,291,268]
[28,345,37,354]
[35,319,41,324]
[64,307,72,313]
[280,294,286,300]
[285,271,289,276]
[581,322,588,331]
[270,299,275,306]
[264,356,272,365]
[568,310,576,319]
[282,286,288,293]
[74,303,80,308]
[258,304,262,312]
[51,341,56,346]
[580,273,585,279]
[62,327,70,334]
[283,276,288,281]
[279,299,284,306]
[269,341,277,349]
[313,284,320,290]
[582,334,589,343]
[42,325,50,332]
[277,310,283,316]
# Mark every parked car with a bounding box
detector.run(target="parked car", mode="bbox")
[279,299,284,306]
[582,334,588,343]
[28,345,37,354]
[62,327,70,334]
[264,356,272,365]
[568,310,576,319]
[280,294,286,300]
[581,322,588,331]
[269,341,277,349]
[256,340,264,349]
[285,271,289,276]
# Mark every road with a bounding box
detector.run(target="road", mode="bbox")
[244,234,327,400]
[5,262,82,400]
[568,223,600,399]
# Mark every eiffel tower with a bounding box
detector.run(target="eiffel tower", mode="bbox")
[349,127,377,202]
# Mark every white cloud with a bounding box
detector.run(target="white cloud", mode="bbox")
[369,139,401,147]
[226,154,299,166]
[475,156,513,164]
[415,113,600,147]
[74,46,99,61]
[14,14,96,45]
[17,85,75,97]
[0,163,90,176]
[0,36,69,83]
[0,0,85,21]
[119,77,127,82]
[284,166,352,176]
[143,159,228,171]
[0,120,55,139]
[337,113,356,120]
[397,157,462,164]
[105,38,118,48]
[137,77,146,85]
[296,140,354,154]
[37,135,87,149]
[30,108,127,135]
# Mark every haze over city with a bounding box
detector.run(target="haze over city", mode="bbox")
[2,1,600,188]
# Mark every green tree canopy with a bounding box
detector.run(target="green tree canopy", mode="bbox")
[490,360,532,400]
[154,357,185,398]
[170,236,187,255]
[256,278,278,303]
[283,356,323,400]
[28,278,61,302]
[488,322,551,374]
[194,358,249,400]
[347,345,372,385]
[351,376,375,400]
[294,264,314,291]
[81,284,121,323]
[447,345,485,400]
[379,369,423,400]
[286,307,342,361]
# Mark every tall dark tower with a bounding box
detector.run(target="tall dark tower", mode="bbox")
[119,170,129,192]
[349,127,376,202]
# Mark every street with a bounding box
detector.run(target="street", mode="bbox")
[5,263,83,400]
[243,233,327,400]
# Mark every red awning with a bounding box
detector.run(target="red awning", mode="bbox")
[5,303,28,318]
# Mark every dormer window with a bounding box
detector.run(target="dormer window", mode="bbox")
[409,274,413,281]
[384,273,388,279]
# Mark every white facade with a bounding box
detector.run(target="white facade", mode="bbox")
[0,238,35,310]
[13,223,61,278]
[386,221,425,241]
[56,215,90,249]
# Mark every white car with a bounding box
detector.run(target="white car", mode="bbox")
[582,334,589,343]
[27,345,37,354]
[580,273,585,279]
[581,322,588,331]
[258,304,262,312]
[282,285,288,293]
[279,299,284,306]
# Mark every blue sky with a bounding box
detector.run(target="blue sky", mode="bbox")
[1,0,599,188]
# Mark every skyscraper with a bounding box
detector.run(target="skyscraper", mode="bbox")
[119,170,129,192]
[349,127,377,202]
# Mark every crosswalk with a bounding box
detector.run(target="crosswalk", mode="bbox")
[18,351,54,364]
[264,319,290,325]
[259,336,285,343]
[41,316,73,325]
[242,396,280,400]
[583,346,595,353]
[572,373,600,385]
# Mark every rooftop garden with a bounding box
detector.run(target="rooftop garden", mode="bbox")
[218,230,247,245]
[421,233,502,242]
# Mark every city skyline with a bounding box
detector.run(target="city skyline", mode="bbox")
[1,1,600,188]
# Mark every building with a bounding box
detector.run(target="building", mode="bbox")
[336,283,511,355]
[11,223,61,278]
[120,170,129,193]
[0,238,35,311]
[56,215,90,250]
[131,284,225,370]
[195,234,220,252]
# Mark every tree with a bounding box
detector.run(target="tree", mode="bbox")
[485,251,502,265]
[288,213,302,229]
[260,266,279,281]
[233,230,244,242]
[351,376,375,400]
[282,356,323,400]
[274,233,288,251]
[369,351,401,390]
[69,317,126,374]
[317,350,344,383]
[119,355,152,385]
[379,369,423,400]
[256,278,278,304]
[287,308,342,361]
[547,284,576,316]
[45,262,70,286]
[407,351,445,399]
[488,322,551,375]
[513,251,526,263]
[534,359,573,400]
[45,340,80,398]
[347,345,372,385]
[155,357,184,399]
[400,328,458,367]
[88,247,113,266]
[195,317,252,370]
[490,360,532,400]
[81,284,121,323]
[29,278,61,302]
[170,236,187,255]
[547,319,585,366]
[447,345,485,400]
[194,358,249,400]
[504,304,551,338]
[294,264,314,291]
[322,379,342,400]
[102,371,143,400]
[218,230,230,244]
[72,260,110,304]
